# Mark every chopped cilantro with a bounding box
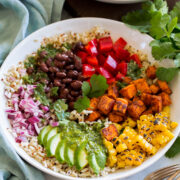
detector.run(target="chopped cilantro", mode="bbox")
[116,81,128,89]
[34,84,50,106]
[165,136,180,158]
[22,75,35,84]
[24,56,37,69]
[74,96,90,113]
[127,60,142,80]
[50,87,59,96]
[62,42,72,50]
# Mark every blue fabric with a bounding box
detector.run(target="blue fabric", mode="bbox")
[0,0,65,179]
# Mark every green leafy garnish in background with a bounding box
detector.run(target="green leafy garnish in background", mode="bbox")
[50,87,59,96]
[74,75,108,112]
[122,0,180,82]
[165,137,180,158]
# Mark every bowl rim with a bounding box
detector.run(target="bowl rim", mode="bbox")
[1,17,180,180]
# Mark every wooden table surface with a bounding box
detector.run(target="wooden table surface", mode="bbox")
[65,0,178,20]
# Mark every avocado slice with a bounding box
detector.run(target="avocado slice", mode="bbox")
[38,125,52,145]
[46,133,61,157]
[95,151,106,169]
[88,153,101,175]
[55,140,66,163]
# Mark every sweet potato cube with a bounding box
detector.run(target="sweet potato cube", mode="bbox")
[86,111,101,122]
[157,80,172,94]
[113,98,128,116]
[88,98,99,110]
[150,84,160,94]
[108,82,119,99]
[102,124,118,141]
[109,113,123,123]
[141,93,152,106]
[98,95,115,115]
[159,92,172,106]
[127,100,146,119]
[142,108,153,115]
[132,78,151,94]
[146,66,156,79]
[120,84,137,99]
[151,95,162,112]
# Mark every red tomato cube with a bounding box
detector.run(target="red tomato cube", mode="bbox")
[86,56,98,67]
[97,67,113,79]
[99,36,113,53]
[76,51,87,64]
[114,37,127,52]
[104,55,117,73]
[116,61,127,75]
[130,54,142,68]
[83,64,96,77]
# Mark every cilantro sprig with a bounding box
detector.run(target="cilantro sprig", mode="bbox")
[74,74,108,112]
[122,0,180,83]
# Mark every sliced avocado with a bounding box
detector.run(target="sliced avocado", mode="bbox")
[46,133,61,157]
[43,127,59,146]
[95,151,106,169]
[64,142,77,166]
[38,125,52,145]
[55,140,66,163]
[75,141,88,170]
[88,153,101,175]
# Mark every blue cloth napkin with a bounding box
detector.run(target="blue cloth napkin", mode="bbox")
[0,0,64,179]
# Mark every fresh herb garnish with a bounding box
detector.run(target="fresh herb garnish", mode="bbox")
[53,99,69,121]
[24,56,37,69]
[74,75,108,112]
[116,81,128,89]
[62,42,72,50]
[127,60,142,80]
[34,84,50,106]
[165,136,180,158]
[50,87,59,96]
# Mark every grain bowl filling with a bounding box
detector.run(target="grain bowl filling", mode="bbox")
[3,27,178,178]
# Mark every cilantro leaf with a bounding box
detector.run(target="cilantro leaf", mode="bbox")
[34,84,50,106]
[156,67,179,82]
[50,87,59,96]
[74,96,90,113]
[171,33,180,48]
[165,136,180,158]
[167,17,178,37]
[170,2,180,22]
[89,74,108,98]
[153,0,168,15]
[150,40,176,60]
[82,82,91,96]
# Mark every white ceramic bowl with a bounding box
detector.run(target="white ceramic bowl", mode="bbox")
[0,18,180,180]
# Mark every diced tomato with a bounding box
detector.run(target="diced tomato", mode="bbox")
[116,72,125,81]
[83,64,96,77]
[114,47,130,61]
[97,67,113,79]
[86,56,98,67]
[76,51,87,64]
[98,54,106,66]
[130,54,142,68]
[116,61,127,75]
[89,39,98,47]
[104,55,117,73]
[99,36,113,53]
[107,78,116,84]
[85,41,98,56]
[113,37,127,52]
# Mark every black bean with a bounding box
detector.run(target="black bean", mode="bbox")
[72,42,84,51]
[67,70,78,78]
[69,102,74,110]
[49,67,59,73]
[71,91,79,97]
[74,56,82,70]
[78,74,86,81]
[67,94,74,102]
[40,78,49,85]
[54,59,65,68]
[62,78,72,84]
[59,88,69,99]
[46,58,52,67]
[55,53,69,61]
[71,80,82,90]
[39,51,47,58]
[56,72,66,78]
[40,62,49,72]
[27,67,34,74]
[54,79,61,87]
[65,51,74,58]
[65,64,74,70]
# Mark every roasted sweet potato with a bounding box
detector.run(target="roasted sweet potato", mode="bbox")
[131,78,151,94]
[146,66,156,79]
[98,95,115,115]
[141,93,152,106]
[159,92,172,106]
[142,108,153,115]
[127,100,146,119]
[113,98,128,116]
[102,124,119,141]
[108,82,119,99]
[85,111,101,122]
[88,98,100,110]
[157,80,172,94]
[123,77,132,84]
[150,84,160,94]
[120,84,137,99]
[109,113,123,123]
[151,95,162,112]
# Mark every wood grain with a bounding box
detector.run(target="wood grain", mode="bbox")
[65,0,179,20]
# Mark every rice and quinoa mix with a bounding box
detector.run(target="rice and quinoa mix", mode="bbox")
[3,27,178,178]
